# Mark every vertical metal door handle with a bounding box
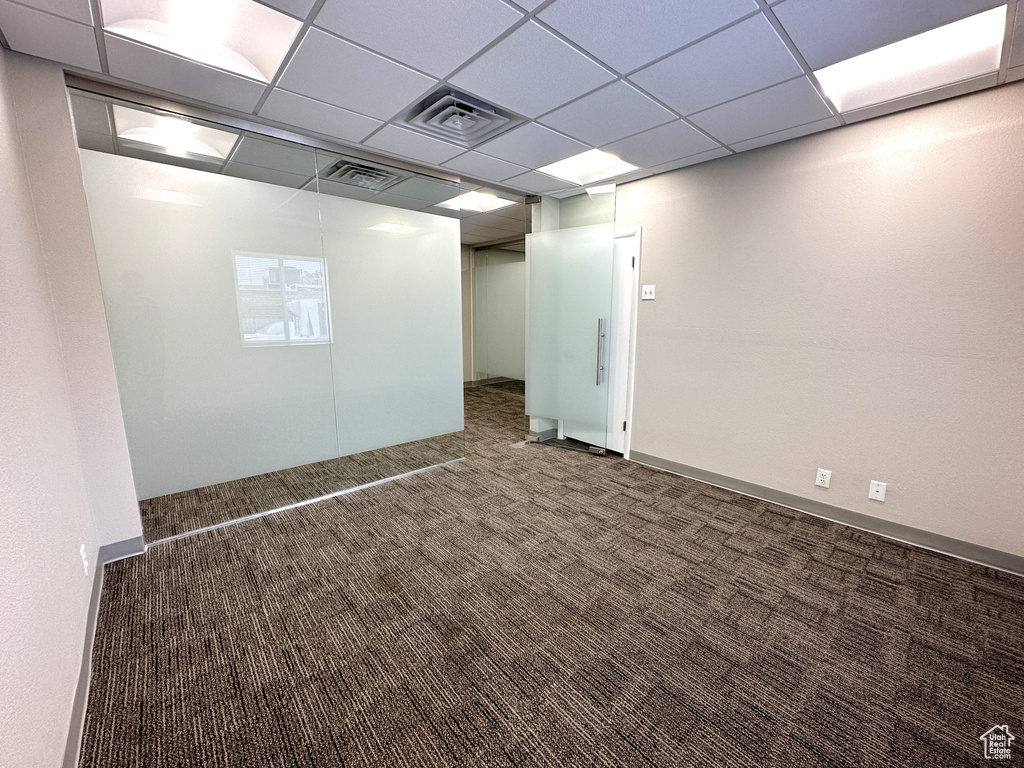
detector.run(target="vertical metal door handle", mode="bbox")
[596,318,605,385]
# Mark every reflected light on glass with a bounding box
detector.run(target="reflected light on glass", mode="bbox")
[133,189,200,206]
[437,191,518,212]
[538,149,639,186]
[100,0,302,82]
[368,222,408,233]
[113,105,238,159]
[814,6,1007,113]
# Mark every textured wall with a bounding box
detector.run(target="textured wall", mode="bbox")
[0,49,100,768]
[617,80,1024,557]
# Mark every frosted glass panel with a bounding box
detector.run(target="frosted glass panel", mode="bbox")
[80,149,337,499]
[74,94,466,541]
[526,223,614,447]
[317,191,464,456]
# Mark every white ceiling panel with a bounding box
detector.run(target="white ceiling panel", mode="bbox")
[387,176,459,204]
[462,211,524,232]
[630,15,803,116]
[259,89,382,143]
[601,120,720,168]
[538,81,675,146]
[442,151,527,182]
[475,122,587,168]
[538,0,757,74]
[367,191,434,210]
[729,116,839,153]
[460,223,518,241]
[223,162,311,188]
[448,21,615,119]
[688,76,833,146]
[647,147,732,174]
[363,124,463,165]
[315,0,522,78]
[503,170,574,194]
[774,0,1005,70]
[257,0,317,20]
[104,34,266,112]
[0,3,100,71]
[230,135,318,175]
[278,28,437,120]
[11,0,91,24]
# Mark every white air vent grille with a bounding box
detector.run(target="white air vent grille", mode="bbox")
[324,161,408,191]
[399,91,523,148]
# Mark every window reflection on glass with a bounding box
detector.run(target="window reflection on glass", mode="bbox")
[233,253,331,345]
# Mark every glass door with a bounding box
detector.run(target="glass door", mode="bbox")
[526,222,615,448]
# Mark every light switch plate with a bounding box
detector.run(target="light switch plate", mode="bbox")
[641,284,656,300]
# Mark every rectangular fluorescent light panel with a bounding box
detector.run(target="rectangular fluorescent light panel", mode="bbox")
[815,6,1007,113]
[437,191,517,212]
[538,149,639,186]
[100,0,302,82]
[113,104,238,158]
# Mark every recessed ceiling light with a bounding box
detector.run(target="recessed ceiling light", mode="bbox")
[814,6,1007,113]
[368,222,407,232]
[113,105,238,158]
[437,191,518,212]
[537,149,640,186]
[99,0,302,82]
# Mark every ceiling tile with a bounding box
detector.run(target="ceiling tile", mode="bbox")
[230,135,318,176]
[104,34,265,112]
[442,151,527,181]
[503,170,574,194]
[0,3,100,71]
[487,201,527,221]
[460,223,517,241]
[315,0,522,78]
[688,77,833,146]
[369,191,435,210]
[222,162,311,188]
[647,147,732,174]
[538,0,757,74]
[363,124,463,165]
[774,0,1004,70]
[729,116,839,153]
[77,131,115,153]
[312,178,379,200]
[70,93,111,135]
[462,233,489,244]
[278,28,437,120]
[11,0,91,24]
[387,177,459,205]
[601,120,720,168]
[630,15,804,116]
[475,122,587,168]
[259,89,382,143]
[1009,2,1024,69]
[508,0,547,11]
[258,0,317,19]
[448,20,615,119]
[463,211,525,232]
[538,81,675,146]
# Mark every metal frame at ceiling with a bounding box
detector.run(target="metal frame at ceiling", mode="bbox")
[64,72,462,185]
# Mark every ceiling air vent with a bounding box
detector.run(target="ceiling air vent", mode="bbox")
[324,161,408,191]
[399,90,523,148]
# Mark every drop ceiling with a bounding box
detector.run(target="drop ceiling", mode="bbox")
[2,0,1021,247]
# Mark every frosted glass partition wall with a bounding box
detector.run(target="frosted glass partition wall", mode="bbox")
[72,90,464,541]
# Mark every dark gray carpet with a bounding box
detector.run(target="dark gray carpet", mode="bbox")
[81,388,1024,767]
[140,432,463,542]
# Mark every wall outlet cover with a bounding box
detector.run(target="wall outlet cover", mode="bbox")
[815,468,831,488]
[641,284,656,300]
[869,480,887,501]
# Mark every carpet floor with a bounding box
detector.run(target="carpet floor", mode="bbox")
[81,388,1024,767]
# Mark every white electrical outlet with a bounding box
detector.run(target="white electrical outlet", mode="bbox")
[79,544,89,576]
[641,284,656,300]
[869,480,887,502]
[815,468,832,488]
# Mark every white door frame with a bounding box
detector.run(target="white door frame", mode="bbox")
[612,226,641,460]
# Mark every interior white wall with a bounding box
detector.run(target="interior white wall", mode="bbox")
[461,245,474,382]
[0,49,102,768]
[474,248,526,381]
[616,80,1024,557]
